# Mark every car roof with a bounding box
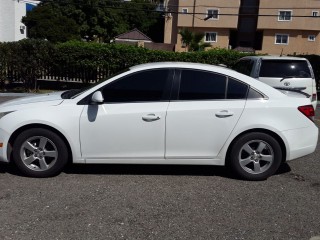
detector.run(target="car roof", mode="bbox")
[73,61,286,101]
[128,62,285,99]
[240,56,307,61]
[130,62,234,74]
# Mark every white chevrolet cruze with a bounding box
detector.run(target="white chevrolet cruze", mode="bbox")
[0,62,318,180]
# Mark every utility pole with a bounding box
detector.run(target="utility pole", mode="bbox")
[192,0,196,28]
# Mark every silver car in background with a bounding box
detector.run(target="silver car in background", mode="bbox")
[233,56,317,109]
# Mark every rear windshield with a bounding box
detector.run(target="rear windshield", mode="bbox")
[259,60,311,78]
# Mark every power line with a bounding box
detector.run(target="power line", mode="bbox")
[34,0,320,19]
[39,0,320,10]
[177,12,320,19]
[169,5,320,10]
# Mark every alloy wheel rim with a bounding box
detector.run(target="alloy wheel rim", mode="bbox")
[20,136,58,171]
[238,140,274,175]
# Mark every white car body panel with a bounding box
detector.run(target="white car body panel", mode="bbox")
[0,101,85,163]
[0,62,318,169]
[0,91,64,108]
[165,100,245,159]
[217,98,318,162]
[80,102,169,160]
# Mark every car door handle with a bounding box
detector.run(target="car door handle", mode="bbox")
[142,114,161,122]
[215,110,234,118]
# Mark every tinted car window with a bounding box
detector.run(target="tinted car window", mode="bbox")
[233,59,254,76]
[259,60,311,78]
[179,70,227,100]
[247,87,265,99]
[227,78,249,99]
[102,69,169,103]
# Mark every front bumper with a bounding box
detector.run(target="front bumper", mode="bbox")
[0,128,10,163]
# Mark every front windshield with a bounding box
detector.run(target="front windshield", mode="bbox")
[61,68,130,99]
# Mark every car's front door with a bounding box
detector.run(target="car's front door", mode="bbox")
[79,69,172,161]
[165,69,248,159]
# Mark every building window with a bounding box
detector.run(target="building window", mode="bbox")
[182,8,188,14]
[20,26,26,34]
[278,10,292,21]
[312,11,319,17]
[207,9,219,20]
[205,32,217,42]
[308,35,316,42]
[275,34,289,45]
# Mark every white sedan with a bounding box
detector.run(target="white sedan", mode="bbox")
[0,62,318,180]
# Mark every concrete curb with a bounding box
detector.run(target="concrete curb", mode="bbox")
[310,237,320,240]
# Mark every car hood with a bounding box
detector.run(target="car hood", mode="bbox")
[0,91,65,109]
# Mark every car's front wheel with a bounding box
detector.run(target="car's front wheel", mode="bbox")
[12,128,69,178]
[229,132,282,181]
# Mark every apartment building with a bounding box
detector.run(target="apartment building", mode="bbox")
[0,0,39,42]
[258,0,320,55]
[164,0,320,55]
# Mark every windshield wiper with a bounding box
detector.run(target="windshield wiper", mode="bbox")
[280,76,296,82]
[61,89,81,99]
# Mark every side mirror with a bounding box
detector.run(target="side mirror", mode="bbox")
[90,91,104,104]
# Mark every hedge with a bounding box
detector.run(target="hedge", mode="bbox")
[0,39,255,90]
[0,39,319,90]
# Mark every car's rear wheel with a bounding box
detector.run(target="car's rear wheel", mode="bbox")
[229,132,282,181]
[12,128,68,178]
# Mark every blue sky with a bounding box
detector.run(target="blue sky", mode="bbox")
[26,3,36,12]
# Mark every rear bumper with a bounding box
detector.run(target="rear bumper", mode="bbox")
[311,100,317,111]
[282,125,318,161]
[0,128,10,163]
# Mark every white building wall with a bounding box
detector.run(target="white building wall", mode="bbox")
[14,1,27,41]
[0,0,27,42]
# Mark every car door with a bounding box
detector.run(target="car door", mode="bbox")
[79,68,172,161]
[165,69,248,159]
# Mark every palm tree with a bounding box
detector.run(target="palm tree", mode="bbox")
[179,28,211,52]
[179,28,193,51]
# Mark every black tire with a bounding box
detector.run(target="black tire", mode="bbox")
[12,128,69,178]
[229,132,282,181]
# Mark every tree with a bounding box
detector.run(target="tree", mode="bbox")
[23,0,163,43]
[22,3,80,43]
[179,28,211,52]
[179,28,193,51]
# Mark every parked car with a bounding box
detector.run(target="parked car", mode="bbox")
[0,62,318,180]
[233,56,318,109]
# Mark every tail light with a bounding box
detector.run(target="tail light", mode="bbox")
[298,105,315,122]
[311,93,317,102]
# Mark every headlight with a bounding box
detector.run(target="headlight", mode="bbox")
[0,111,14,119]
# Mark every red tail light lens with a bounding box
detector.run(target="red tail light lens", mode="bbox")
[298,105,315,122]
[311,93,317,102]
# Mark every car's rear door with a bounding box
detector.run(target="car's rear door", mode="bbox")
[165,69,248,159]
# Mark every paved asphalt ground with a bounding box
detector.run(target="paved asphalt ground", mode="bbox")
[0,95,319,240]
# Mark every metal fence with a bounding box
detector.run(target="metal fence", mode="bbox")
[5,64,120,84]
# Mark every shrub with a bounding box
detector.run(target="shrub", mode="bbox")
[1,40,255,90]
[1,39,54,91]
